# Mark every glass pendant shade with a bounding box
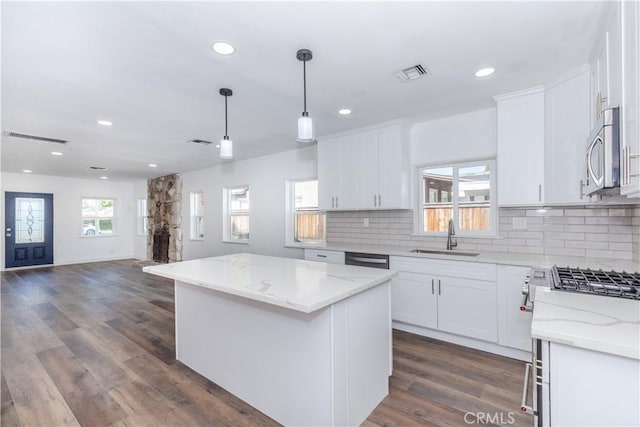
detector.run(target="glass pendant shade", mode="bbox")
[297,115,314,143]
[220,137,233,159]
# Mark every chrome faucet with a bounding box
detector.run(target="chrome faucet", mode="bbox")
[447,219,457,250]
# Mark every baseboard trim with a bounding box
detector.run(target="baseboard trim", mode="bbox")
[393,321,531,362]
[2,255,136,271]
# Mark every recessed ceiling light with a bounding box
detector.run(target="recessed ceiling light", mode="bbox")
[100,176,108,180]
[97,120,113,126]
[22,169,32,173]
[338,109,352,115]
[211,41,235,55]
[51,151,63,156]
[148,163,157,168]
[474,67,495,78]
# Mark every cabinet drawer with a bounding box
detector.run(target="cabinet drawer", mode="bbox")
[304,249,345,264]
[389,256,496,281]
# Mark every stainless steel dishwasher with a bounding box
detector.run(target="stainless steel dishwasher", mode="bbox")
[344,252,389,269]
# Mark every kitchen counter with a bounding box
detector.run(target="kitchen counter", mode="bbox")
[143,252,397,313]
[531,289,640,360]
[143,253,394,426]
[308,243,640,271]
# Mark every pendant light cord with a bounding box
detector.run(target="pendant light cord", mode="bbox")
[303,60,307,114]
[224,94,228,138]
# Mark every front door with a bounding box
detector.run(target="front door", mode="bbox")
[4,192,54,268]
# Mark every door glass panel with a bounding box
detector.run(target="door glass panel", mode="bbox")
[15,197,45,243]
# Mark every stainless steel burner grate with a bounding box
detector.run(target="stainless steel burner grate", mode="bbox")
[552,266,640,299]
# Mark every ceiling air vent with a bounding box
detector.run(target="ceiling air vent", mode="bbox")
[188,138,213,145]
[4,130,67,144]
[393,64,431,82]
[88,166,108,171]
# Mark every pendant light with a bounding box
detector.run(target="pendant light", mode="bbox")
[296,49,316,143]
[219,88,233,159]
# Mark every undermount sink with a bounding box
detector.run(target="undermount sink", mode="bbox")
[410,249,480,257]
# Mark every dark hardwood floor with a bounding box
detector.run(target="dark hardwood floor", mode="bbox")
[1,260,532,426]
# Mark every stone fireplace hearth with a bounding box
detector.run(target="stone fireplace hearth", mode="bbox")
[147,174,182,263]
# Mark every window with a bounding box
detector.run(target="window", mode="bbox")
[82,198,115,236]
[418,160,495,235]
[223,187,250,242]
[190,191,205,240]
[286,180,326,246]
[137,198,148,236]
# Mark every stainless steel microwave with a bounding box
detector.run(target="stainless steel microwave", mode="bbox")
[584,107,620,196]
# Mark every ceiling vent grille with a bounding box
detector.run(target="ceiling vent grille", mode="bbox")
[393,64,431,82]
[88,166,108,170]
[188,138,214,145]
[4,130,67,144]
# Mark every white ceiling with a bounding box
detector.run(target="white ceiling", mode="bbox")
[1,1,606,182]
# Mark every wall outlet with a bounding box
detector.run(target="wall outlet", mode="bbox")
[363,218,369,228]
[512,217,527,230]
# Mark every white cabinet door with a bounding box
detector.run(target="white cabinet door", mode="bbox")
[497,265,531,351]
[377,125,411,209]
[544,70,591,204]
[318,137,343,211]
[621,0,640,197]
[337,135,361,210]
[550,343,640,427]
[437,277,498,342]
[358,129,380,209]
[496,88,546,206]
[608,3,623,110]
[391,271,438,329]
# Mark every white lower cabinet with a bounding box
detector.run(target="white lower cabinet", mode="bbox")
[497,265,532,351]
[390,256,498,343]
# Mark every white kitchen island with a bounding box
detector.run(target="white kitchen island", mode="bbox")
[143,253,397,427]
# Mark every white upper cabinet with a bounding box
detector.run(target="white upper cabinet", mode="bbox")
[621,0,640,197]
[544,69,591,204]
[317,122,411,211]
[495,87,546,206]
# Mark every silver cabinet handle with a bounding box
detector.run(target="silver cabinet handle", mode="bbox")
[431,278,434,295]
[317,254,327,258]
[520,363,535,415]
[538,184,542,202]
[622,146,628,186]
[378,194,381,206]
[373,194,377,207]
[336,197,338,208]
[438,279,441,295]
[331,196,335,208]
[579,179,585,199]
[631,152,640,179]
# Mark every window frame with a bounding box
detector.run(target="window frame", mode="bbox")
[136,198,148,236]
[222,186,250,244]
[415,159,497,237]
[285,179,326,247]
[189,191,205,240]
[81,197,117,237]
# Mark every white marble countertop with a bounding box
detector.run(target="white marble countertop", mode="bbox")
[308,243,639,271]
[143,253,397,314]
[532,289,640,360]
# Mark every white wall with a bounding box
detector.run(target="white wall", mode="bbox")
[411,108,497,166]
[133,179,148,260]
[180,145,317,261]
[1,172,135,269]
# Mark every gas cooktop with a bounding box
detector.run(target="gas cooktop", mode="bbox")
[551,266,640,300]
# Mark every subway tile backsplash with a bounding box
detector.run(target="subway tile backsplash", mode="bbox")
[327,206,640,262]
